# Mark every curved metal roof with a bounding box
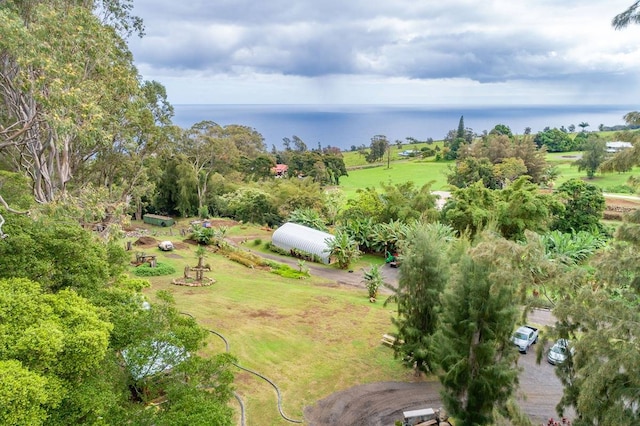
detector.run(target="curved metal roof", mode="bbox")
[271,222,334,264]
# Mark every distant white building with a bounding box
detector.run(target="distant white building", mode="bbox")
[606,141,633,153]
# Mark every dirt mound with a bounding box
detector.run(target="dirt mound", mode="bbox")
[133,236,158,247]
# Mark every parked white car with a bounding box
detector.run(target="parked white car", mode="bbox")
[547,339,573,365]
[511,325,539,354]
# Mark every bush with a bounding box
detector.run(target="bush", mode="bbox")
[252,238,262,246]
[227,252,258,268]
[269,263,310,279]
[604,184,634,194]
[132,262,176,277]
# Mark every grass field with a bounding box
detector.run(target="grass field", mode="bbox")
[340,149,640,198]
[130,224,414,425]
[546,151,640,192]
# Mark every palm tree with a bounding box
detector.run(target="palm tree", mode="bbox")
[578,122,590,132]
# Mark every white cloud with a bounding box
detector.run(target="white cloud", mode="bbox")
[129,0,640,104]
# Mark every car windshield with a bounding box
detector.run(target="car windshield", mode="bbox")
[551,345,566,355]
[514,332,528,340]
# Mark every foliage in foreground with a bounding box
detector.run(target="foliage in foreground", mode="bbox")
[0,219,236,425]
[436,235,521,426]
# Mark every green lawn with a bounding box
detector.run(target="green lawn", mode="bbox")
[547,151,640,192]
[339,150,640,198]
[138,236,416,425]
[340,159,453,198]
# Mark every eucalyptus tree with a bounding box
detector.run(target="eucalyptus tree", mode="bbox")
[176,121,240,216]
[0,0,144,203]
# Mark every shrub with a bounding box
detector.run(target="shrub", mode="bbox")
[604,184,634,194]
[132,262,176,277]
[227,253,258,268]
[252,238,262,246]
[269,263,310,279]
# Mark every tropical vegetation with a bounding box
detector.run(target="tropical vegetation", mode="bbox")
[1,1,640,425]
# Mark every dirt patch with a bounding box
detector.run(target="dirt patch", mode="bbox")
[133,236,158,247]
[304,381,440,426]
[604,196,640,221]
[171,241,190,250]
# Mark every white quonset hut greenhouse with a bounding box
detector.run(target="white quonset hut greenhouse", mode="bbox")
[271,222,335,264]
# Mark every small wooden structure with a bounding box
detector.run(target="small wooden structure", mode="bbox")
[143,214,174,227]
[134,252,157,268]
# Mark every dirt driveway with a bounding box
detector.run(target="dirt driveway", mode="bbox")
[303,308,570,426]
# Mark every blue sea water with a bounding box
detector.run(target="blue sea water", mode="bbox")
[172,104,635,151]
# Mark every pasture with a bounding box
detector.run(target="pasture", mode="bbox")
[132,224,412,425]
[341,148,640,198]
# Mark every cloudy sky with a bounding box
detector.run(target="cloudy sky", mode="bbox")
[128,0,640,106]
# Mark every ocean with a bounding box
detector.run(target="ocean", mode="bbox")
[171,104,635,151]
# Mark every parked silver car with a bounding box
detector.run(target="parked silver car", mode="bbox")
[547,339,573,365]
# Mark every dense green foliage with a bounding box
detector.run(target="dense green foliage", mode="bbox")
[552,178,606,233]
[534,128,576,152]
[389,225,450,373]
[437,236,521,425]
[0,219,235,425]
[573,135,607,178]
[131,262,177,277]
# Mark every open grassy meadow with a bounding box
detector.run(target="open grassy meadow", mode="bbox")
[546,151,640,192]
[130,223,413,425]
[341,148,640,198]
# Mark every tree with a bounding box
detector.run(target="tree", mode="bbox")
[447,157,499,189]
[437,235,520,426]
[552,210,640,424]
[495,176,556,240]
[573,136,607,178]
[0,278,113,425]
[389,225,450,374]
[568,124,576,132]
[612,1,640,29]
[578,122,590,132]
[534,128,575,152]
[552,179,605,233]
[178,121,240,214]
[445,118,472,160]
[0,214,124,295]
[366,135,389,163]
[220,187,280,226]
[490,124,513,138]
[0,0,144,203]
[441,181,497,237]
